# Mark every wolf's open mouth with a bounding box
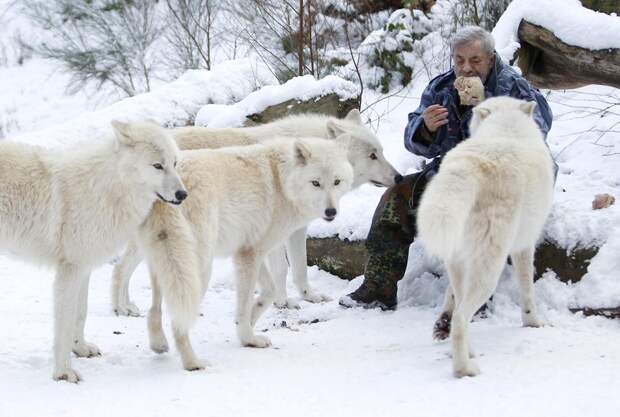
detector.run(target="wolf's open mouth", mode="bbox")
[370,180,385,187]
[156,193,182,205]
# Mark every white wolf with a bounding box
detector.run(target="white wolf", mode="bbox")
[111,109,401,315]
[135,137,353,370]
[0,121,186,382]
[417,97,554,378]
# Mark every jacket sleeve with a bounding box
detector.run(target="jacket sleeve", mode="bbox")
[510,77,553,139]
[403,83,442,159]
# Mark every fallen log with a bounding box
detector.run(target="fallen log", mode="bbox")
[516,20,620,89]
[569,307,620,319]
[307,236,598,283]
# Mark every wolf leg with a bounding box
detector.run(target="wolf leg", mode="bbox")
[288,227,331,304]
[450,256,504,378]
[147,271,169,354]
[234,251,271,348]
[511,246,545,327]
[53,263,86,383]
[172,326,207,371]
[72,274,101,358]
[250,262,276,327]
[269,245,298,309]
[433,263,458,341]
[111,241,142,317]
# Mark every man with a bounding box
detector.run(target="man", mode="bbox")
[339,26,554,310]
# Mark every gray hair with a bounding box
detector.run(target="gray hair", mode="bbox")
[450,26,495,56]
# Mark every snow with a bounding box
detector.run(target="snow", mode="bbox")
[493,0,620,62]
[194,74,360,128]
[6,58,277,148]
[1,3,620,415]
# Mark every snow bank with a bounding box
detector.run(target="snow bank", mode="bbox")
[194,74,360,128]
[11,58,277,148]
[493,0,620,62]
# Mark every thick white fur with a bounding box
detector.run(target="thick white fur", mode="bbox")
[137,137,353,370]
[417,97,554,378]
[0,121,186,382]
[111,109,400,315]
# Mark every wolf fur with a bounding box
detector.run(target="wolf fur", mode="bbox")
[0,121,186,382]
[416,97,554,378]
[135,137,353,370]
[111,109,400,316]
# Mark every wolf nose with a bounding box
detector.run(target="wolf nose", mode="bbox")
[325,208,337,218]
[394,174,403,184]
[175,190,188,202]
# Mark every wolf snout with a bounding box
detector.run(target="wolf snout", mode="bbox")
[323,207,337,221]
[175,190,188,202]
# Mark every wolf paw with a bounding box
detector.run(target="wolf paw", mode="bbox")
[242,334,272,348]
[274,297,301,309]
[522,315,546,328]
[150,335,170,354]
[72,342,101,358]
[183,358,209,372]
[432,312,452,341]
[53,368,82,383]
[114,302,140,317]
[453,361,480,378]
[302,290,332,304]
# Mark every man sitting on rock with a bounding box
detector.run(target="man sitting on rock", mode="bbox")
[339,25,554,310]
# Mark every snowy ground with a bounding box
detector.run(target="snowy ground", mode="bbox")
[2,254,620,417]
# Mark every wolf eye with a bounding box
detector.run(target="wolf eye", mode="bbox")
[311,180,321,187]
[369,153,378,160]
[173,161,177,168]
[334,179,341,186]
[153,163,164,170]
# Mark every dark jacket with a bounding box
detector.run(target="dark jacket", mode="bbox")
[404,55,553,173]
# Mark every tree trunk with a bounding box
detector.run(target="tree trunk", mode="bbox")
[516,20,620,90]
[298,0,304,76]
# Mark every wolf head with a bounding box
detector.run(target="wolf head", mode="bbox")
[326,109,401,188]
[111,120,188,205]
[470,96,537,135]
[281,138,353,222]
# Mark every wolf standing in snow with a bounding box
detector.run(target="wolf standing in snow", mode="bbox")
[417,96,555,377]
[111,109,401,316]
[0,121,186,382]
[137,137,354,370]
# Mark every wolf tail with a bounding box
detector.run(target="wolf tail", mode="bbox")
[417,163,479,260]
[142,210,203,333]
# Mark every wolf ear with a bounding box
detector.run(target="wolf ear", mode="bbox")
[294,141,312,166]
[520,101,537,117]
[326,120,346,139]
[473,107,491,120]
[111,120,134,147]
[344,108,362,124]
[334,133,351,149]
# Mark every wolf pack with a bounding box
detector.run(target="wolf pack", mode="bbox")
[0,95,554,382]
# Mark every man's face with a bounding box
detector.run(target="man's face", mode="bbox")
[453,40,494,83]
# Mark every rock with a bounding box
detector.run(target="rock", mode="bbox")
[592,193,615,210]
[243,94,360,126]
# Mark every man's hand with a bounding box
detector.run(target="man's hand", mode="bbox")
[422,104,449,132]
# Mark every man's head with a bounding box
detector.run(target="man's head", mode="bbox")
[451,26,495,83]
